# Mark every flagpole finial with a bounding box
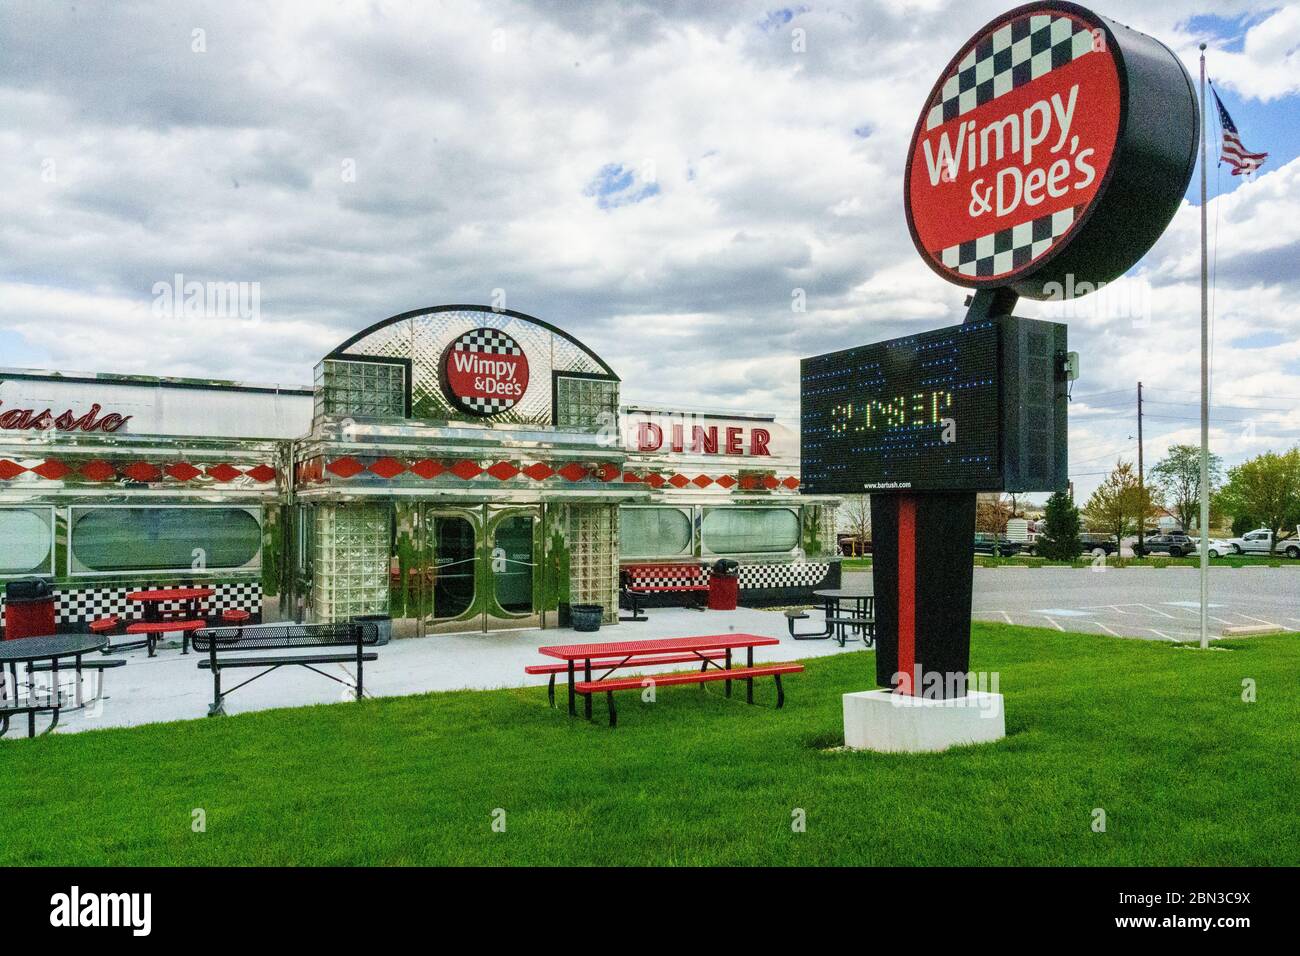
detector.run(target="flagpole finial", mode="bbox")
[1199,42,1206,52]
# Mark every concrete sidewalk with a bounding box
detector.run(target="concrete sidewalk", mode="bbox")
[5,604,867,738]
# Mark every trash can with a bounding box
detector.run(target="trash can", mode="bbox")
[707,560,740,611]
[570,604,604,633]
[351,613,392,645]
[4,578,56,640]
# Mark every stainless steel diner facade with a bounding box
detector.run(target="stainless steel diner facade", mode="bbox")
[0,305,840,637]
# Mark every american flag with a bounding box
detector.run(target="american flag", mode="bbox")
[1211,84,1268,176]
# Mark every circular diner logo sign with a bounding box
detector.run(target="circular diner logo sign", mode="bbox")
[441,328,530,415]
[904,2,1197,300]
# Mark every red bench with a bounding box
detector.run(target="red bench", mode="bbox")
[525,650,727,708]
[574,663,804,727]
[620,563,709,619]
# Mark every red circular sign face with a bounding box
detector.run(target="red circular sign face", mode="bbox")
[441,328,530,415]
[905,6,1121,286]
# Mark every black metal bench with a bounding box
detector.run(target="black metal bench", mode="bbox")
[192,622,382,717]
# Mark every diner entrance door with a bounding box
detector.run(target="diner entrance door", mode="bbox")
[392,503,541,636]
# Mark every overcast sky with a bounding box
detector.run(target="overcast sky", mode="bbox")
[2,0,1298,500]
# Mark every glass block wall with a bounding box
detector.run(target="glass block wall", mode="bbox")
[314,359,406,420]
[567,504,619,623]
[312,503,391,621]
[555,376,620,430]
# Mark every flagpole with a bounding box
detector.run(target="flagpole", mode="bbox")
[1199,44,1211,650]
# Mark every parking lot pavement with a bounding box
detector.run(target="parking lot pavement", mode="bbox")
[844,567,1300,642]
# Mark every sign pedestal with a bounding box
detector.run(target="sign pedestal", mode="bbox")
[841,492,1006,752]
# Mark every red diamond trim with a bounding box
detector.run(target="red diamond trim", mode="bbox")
[245,464,277,483]
[410,459,444,479]
[762,475,780,489]
[738,476,758,490]
[325,457,364,479]
[206,463,243,482]
[80,460,116,481]
[165,462,202,482]
[557,463,587,482]
[621,471,641,483]
[0,459,28,480]
[646,473,666,488]
[522,462,554,481]
[597,463,620,482]
[692,475,714,488]
[369,457,406,479]
[715,474,737,489]
[123,461,162,482]
[32,460,70,480]
[487,461,519,481]
[450,459,483,480]
[668,474,690,488]
[782,476,800,489]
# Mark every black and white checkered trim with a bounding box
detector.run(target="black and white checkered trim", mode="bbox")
[927,13,1097,130]
[0,581,262,627]
[453,329,522,356]
[738,563,833,590]
[940,206,1078,277]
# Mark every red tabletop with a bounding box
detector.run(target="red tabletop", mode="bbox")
[126,619,208,634]
[126,588,215,602]
[539,633,780,661]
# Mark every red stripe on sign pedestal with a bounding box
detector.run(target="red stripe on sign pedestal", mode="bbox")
[897,495,916,696]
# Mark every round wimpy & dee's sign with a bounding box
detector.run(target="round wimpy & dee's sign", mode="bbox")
[904,2,1198,300]
[441,328,530,415]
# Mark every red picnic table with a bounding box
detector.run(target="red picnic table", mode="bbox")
[535,633,802,726]
[124,587,215,656]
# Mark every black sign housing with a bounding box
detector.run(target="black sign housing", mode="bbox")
[801,315,1067,494]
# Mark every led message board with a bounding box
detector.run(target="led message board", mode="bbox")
[801,315,1067,494]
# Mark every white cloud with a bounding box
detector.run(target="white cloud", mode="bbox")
[0,0,1296,504]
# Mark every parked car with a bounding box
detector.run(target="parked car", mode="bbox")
[974,533,1021,556]
[1224,528,1300,559]
[1190,537,1233,558]
[1078,533,1119,557]
[1132,532,1194,557]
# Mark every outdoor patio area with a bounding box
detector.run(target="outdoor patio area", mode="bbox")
[2,604,864,737]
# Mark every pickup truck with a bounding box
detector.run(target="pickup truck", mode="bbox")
[1225,527,1300,559]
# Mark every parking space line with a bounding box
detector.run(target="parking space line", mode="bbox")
[1000,611,1014,625]
[1043,617,1065,632]
[1096,622,1121,637]
[1146,629,1175,641]
[1136,604,1177,619]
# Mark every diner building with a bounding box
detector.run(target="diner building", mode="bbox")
[0,305,839,637]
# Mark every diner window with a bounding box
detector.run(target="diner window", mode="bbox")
[0,507,54,575]
[555,375,618,429]
[71,507,261,573]
[619,507,692,559]
[702,508,798,554]
[315,358,407,419]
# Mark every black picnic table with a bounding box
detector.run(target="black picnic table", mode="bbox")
[0,633,117,737]
[812,588,876,646]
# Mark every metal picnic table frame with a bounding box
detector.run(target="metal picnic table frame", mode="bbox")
[0,633,121,737]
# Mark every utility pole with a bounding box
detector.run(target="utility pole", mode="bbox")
[1136,380,1145,553]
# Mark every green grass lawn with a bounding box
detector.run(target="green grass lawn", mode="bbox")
[2,623,1296,866]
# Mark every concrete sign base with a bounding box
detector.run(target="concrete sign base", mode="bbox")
[842,689,1006,753]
